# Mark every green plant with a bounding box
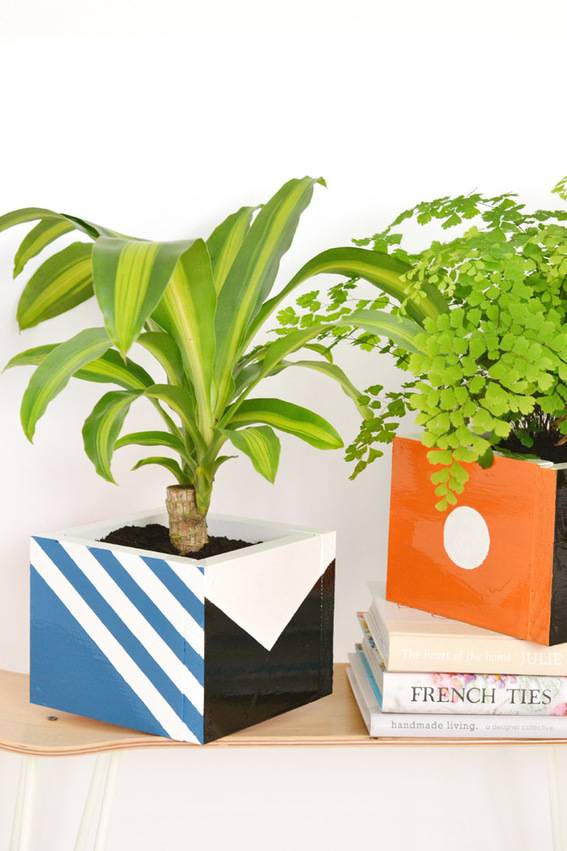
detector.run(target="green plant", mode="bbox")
[277,182,567,509]
[1,177,434,552]
[553,176,567,201]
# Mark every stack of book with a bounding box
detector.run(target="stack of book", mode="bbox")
[348,584,567,739]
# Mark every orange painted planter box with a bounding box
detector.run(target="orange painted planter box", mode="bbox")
[386,436,567,646]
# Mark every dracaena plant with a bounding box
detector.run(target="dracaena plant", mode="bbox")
[1,177,432,553]
[277,180,567,510]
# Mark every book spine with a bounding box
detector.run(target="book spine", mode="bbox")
[369,712,567,739]
[360,637,384,701]
[346,663,567,739]
[365,607,391,667]
[380,670,567,716]
[369,603,567,675]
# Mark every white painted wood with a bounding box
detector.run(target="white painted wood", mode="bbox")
[93,753,120,851]
[9,757,36,851]
[204,532,334,649]
[43,510,331,563]
[32,511,336,651]
[74,755,110,851]
[75,753,120,851]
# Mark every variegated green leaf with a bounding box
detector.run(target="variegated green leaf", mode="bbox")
[131,456,189,485]
[20,328,111,440]
[230,311,422,410]
[82,390,141,482]
[137,332,185,385]
[225,311,422,422]
[17,242,93,330]
[6,344,154,389]
[3,182,429,516]
[143,384,201,449]
[346,308,424,353]
[152,240,216,438]
[227,397,343,449]
[224,425,281,482]
[214,177,324,411]
[0,207,103,240]
[263,310,423,375]
[250,246,448,338]
[212,454,236,474]
[207,206,255,292]
[231,361,271,398]
[303,343,333,362]
[13,217,75,277]
[62,214,124,239]
[0,207,61,233]
[4,344,56,370]
[115,430,187,455]
[93,237,190,356]
[256,329,318,376]
[282,360,371,417]
[74,349,153,389]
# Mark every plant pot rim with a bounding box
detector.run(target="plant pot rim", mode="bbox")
[34,509,335,569]
[398,433,567,471]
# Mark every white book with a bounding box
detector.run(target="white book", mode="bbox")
[347,652,567,739]
[357,614,567,716]
[368,584,567,675]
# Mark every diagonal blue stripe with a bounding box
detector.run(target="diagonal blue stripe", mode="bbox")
[31,568,171,739]
[88,546,204,684]
[142,556,204,628]
[35,537,203,742]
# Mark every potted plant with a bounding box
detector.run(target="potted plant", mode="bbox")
[277,179,567,645]
[1,177,419,742]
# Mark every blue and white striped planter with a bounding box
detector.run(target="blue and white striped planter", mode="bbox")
[30,512,336,743]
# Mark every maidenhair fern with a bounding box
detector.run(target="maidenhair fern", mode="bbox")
[276,182,567,508]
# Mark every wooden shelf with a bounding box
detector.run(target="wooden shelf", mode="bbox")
[0,664,564,756]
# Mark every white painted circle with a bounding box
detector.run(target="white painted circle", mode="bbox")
[443,506,490,570]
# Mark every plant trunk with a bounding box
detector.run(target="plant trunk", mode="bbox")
[166,485,208,555]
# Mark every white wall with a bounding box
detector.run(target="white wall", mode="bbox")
[0,4,565,849]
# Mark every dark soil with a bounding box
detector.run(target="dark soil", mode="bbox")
[497,429,567,464]
[100,523,257,560]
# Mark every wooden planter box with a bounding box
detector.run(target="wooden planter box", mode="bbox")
[30,511,335,743]
[386,436,567,646]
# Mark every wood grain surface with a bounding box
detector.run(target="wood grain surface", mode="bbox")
[0,664,563,756]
